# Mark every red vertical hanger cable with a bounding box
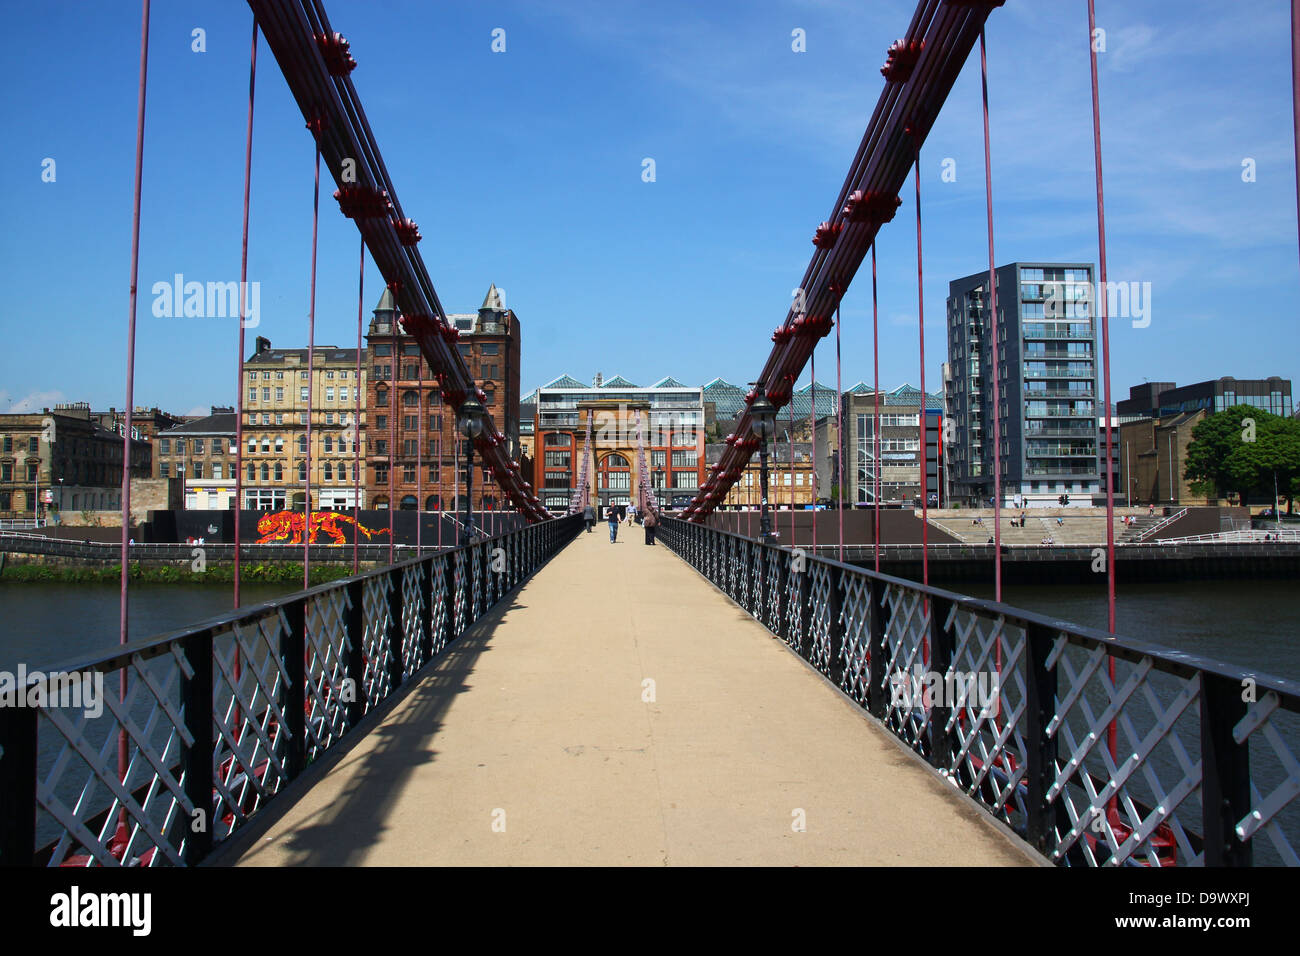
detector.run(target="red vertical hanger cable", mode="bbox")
[980,26,1003,603]
[303,130,321,591]
[810,350,818,554]
[872,242,881,574]
[234,19,256,608]
[1087,0,1120,800]
[912,131,929,592]
[835,295,844,563]
[353,236,362,574]
[117,0,151,829]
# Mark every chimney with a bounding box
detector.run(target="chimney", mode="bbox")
[594,372,603,388]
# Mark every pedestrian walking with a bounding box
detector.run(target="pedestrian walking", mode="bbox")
[583,503,596,533]
[644,508,658,545]
[607,505,619,543]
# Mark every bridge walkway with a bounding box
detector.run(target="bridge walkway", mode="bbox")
[227,521,1037,866]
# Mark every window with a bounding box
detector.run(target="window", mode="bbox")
[0,436,9,453]
[275,387,284,402]
[402,464,416,482]
[544,432,572,447]
[404,364,419,379]
[194,462,204,479]
[323,462,333,481]
[338,463,347,482]
[297,461,307,481]
[326,370,335,379]
[300,387,309,401]
[672,471,695,489]
[276,371,284,380]
[159,438,170,454]
[159,463,169,477]
[176,439,187,455]
[298,435,308,454]
[274,437,283,453]
[194,439,205,455]
[481,343,499,355]
[247,463,256,481]
[326,387,334,402]
[300,371,309,380]
[325,412,335,425]
[339,386,348,403]
[375,464,388,484]
[483,388,495,406]
[262,371,271,380]
[672,450,697,468]
[428,437,440,457]
[260,463,270,481]
[376,389,389,407]
[324,435,333,453]
[262,388,271,401]
[457,344,471,358]
[429,413,442,431]
[261,438,270,454]
[213,462,223,480]
[403,415,418,431]
[374,344,391,357]
[403,390,419,407]
[274,462,283,481]
[375,440,388,455]
[376,414,387,430]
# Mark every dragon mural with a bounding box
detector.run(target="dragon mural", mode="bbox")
[255,510,391,545]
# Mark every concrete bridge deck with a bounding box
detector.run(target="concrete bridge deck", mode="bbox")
[226,523,1038,866]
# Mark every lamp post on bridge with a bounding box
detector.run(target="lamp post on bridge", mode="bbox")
[457,396,485,546]
[749,390,777,546]
[653,465,664,512]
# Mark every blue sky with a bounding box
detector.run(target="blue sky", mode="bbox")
[1,0,1296,416]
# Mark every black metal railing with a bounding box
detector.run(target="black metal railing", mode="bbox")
[658,517,1300,867]
[0,514,582,867]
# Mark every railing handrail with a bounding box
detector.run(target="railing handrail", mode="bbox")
[20,516,569,678]
[661,517,1300,707]
[1132,507,1187,541]
[657,515,1300,866]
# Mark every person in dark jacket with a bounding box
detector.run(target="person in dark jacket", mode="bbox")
[583,504,596,533]
[607,505,619,543]
[644,509,658,545]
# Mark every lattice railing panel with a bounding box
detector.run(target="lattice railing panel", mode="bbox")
[361,573,395,708]
[36,646,194,867]
[304,587,352,761]
[212,611,291,842]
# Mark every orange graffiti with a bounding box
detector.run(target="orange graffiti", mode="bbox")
[255,510,391,545]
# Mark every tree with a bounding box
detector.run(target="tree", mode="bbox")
[1183,405,1300,510]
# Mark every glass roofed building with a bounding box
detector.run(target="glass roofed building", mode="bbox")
[531,373,705,512]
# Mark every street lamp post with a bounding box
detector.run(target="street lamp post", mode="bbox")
[457,397,485,546]
[653,465,664,511]
[749,391,777,546]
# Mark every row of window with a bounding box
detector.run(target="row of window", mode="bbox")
[242,435,360,454]
[0,437,40,455]
[247,368,354,380]
[247,386,355,403]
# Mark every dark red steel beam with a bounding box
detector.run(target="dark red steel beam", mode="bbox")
[247,0,548,521]
[685,0,1004,520]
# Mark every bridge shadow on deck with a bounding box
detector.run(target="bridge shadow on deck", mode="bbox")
[210,592,526,867]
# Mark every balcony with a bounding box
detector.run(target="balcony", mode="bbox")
[1025,465,1098,476]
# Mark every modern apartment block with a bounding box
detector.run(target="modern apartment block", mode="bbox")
[365,285,521,512]
[946,262,1100,507]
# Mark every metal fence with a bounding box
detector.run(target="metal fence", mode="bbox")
[0,514,582,866]
[658,517,1300,867]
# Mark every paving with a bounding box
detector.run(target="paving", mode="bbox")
[230,520,1038,866]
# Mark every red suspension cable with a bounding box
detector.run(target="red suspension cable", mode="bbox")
[303,137,320,591]
[118,0,151,824]
[913,134,929,590]
[234,19,257,607]
[810,349,817,553]
[872,242,881,573]
[980,27,1003,603]
[353,234,363,574]
[835,296,844,563]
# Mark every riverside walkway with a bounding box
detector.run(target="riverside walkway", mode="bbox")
[226,525,1036,867]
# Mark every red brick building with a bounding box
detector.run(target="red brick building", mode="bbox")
[364,285,521,511]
